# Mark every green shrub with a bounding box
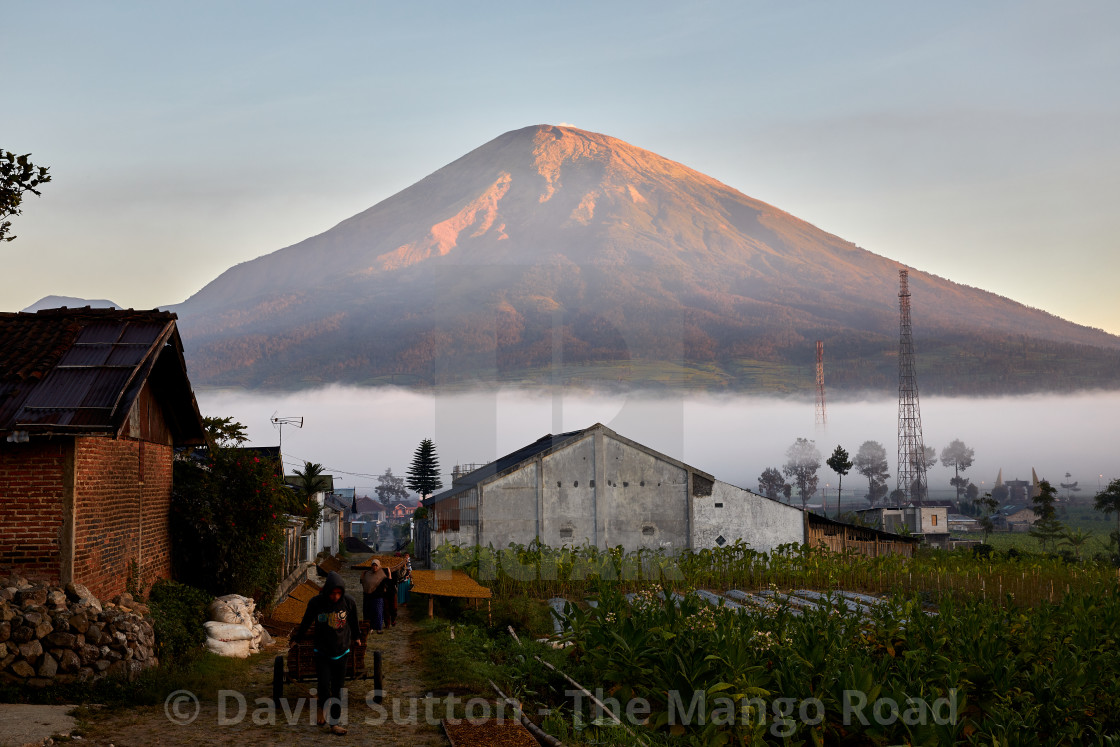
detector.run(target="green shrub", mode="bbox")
[147,579,212,664]
[171,445,288,600]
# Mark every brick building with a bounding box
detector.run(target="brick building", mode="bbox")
[0,308,204,598]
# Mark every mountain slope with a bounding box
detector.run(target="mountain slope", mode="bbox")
[173,125,1120,394]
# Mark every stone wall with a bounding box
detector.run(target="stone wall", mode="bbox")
[0,573,157,687]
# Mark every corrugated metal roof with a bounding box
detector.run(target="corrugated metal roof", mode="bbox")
[424,427,590,505]
[0,307,203,441]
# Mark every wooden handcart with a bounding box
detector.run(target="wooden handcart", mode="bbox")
[283,620,372,682]
[272,621,383,704]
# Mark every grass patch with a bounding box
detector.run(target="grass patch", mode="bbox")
[410,594,555,696]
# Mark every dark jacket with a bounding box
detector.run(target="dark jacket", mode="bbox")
[292,571,361,658]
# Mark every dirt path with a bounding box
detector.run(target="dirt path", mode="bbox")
[75,560,449,746]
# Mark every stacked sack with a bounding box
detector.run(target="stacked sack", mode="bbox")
[203,594,273,658]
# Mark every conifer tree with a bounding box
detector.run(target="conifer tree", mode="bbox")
[407,438,443,499]
[1029,480,1065,553]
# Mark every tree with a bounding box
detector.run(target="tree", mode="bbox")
[1,150,51,243]
[1029,480,1065,553]
[407,438,443,500]
[826,445,852,519]
[1093,478,1120,548]
[908,445,938,502]
[1061,528,1091,562]
[375,467,410,506]
[782,438,821,509]
[170,417,288,599]
[854,441,890,505]
[940,439,976,506]
[291,461,329,530]
[1060,472,1082,501]
[202,415,249,448]
[757,467,789,501]
[973,492,999,544]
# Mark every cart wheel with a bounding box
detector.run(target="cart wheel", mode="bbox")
[272,655,285,705]
[373,650,383,704]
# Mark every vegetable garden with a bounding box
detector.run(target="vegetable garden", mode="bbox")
[428,540,1120,745]
[432,540,1114,608]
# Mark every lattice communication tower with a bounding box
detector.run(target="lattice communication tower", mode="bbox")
[814,340,827,428]
[896,270,927,505]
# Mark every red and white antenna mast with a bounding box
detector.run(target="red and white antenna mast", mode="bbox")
[814,340,827,429]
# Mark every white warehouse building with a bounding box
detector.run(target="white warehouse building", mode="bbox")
[423,423,805,554]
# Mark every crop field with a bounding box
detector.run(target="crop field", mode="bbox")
[432,540,1115,608]
[428,540,1120,745]
[554,584,1120,744]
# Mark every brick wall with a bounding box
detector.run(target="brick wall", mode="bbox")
[0,441,69,582]
[72,437,174,599]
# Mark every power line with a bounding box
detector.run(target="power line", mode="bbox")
[281,451,452,485]
[280,451,385,480]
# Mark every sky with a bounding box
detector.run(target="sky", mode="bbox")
[5,1,1120,335]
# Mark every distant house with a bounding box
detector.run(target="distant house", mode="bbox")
[855,505,951,549]
[285,473,340,559]
[947,513,978,532]
[341,496,388,542]
[996,506,1038,532]
[390,501,415,522]
[355,496,387,522]
[0,308,205,599]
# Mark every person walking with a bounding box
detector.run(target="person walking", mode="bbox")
[360,559,391,632]
[397,552,413,606]
[384,565,400,627]
[291,571,362,736]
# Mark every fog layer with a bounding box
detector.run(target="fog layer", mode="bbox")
[196,387,1120,500]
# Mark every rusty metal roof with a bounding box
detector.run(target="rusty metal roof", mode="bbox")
[0,307,204,442]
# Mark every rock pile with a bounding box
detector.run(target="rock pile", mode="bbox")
[0,574,157,687]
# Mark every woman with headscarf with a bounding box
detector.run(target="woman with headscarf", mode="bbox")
[360,559,391,632]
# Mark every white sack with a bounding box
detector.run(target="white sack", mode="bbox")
[204,620,255,642]
[204,637,251,658]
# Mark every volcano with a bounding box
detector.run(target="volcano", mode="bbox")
[172,125,1120,394]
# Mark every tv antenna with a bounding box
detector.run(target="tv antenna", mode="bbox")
[271,415,303,474]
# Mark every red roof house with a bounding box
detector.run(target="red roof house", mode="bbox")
[0,308,204,598]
